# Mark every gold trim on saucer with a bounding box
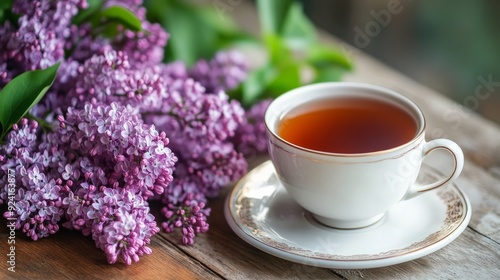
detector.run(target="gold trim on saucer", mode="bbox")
[228,161,469,262]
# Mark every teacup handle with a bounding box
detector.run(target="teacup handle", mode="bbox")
[405,139,464,200]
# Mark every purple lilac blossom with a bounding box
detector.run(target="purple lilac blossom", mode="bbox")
[54,101,175,265]
[189,50,248,94]
[0,119,68,241]
[65,49,169,110]
[140,78,247,227]
[64,23,107,63]
[0,0,262,265]
[161,193,210,245]
[68,48,132,106]
[232,99,272,158]
[113,22,169,66]
[64,187,159,265]
[57,101,177,198]
[0,0,87,86]
[142,78,247,197]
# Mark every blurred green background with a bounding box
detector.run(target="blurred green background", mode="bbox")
[302,0,500,124]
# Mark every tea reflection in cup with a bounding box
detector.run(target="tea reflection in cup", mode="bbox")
[264,82,464,229]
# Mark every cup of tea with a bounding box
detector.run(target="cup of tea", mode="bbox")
[264,82,464,229]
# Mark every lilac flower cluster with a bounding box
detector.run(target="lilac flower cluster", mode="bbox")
[68,48,132,106]
[64,188,159,265]
[0,119,67,241]
[161,57,251,194]
[52,101,173,265]
[0,0,87,85]
[161,193,210,245]
[66,48,169,109]
[189,50,248,93]
[0,101,176,263]
[57,101,177,198]
[141,78,247,229]
[232,99,272,158]
[114,22,169,66]
[105,0,168,68]
[0,0,271,265]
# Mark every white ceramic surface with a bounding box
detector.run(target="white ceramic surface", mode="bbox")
[264,82,464,228]
[224,161,471,269]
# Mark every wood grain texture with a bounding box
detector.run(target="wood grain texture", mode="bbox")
[0,212,221,280]
[333,229,500,279]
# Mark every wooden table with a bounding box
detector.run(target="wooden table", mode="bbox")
[2,3,500,280]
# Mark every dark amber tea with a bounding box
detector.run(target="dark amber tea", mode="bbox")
[278,97,418,154]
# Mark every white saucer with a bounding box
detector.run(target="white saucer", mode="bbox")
[224,161,471,269]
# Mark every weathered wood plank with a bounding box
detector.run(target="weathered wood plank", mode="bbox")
[458,164,500,243]
[414,148,500,243]
[0,214,221,280]
[332,228,500,279]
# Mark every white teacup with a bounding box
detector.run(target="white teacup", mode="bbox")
[265,82,464,229]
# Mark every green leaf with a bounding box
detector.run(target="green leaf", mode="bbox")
[145,0,221,65]
[257,0,293,35]
[198,3,240,34]
[0,0,18,26]
[264,34,292,65]
[266,62,302,97]
[0,10,6,24]
[217,30,259,48]
[242,64,276,106]
[72,0,104,25]
[100,6,142,31]
[0,0,11,23]
[196,5,257,51]
[0,0,12,10]
[143,0,170,22]
[280,2,316,49]
[241,61,302,105]
[312,65,345,83]
[146,0,254,65]
[163,3,219,65]
[0,63,60,141]
[306,43,353,70]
